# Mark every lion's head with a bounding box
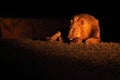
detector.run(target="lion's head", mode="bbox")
[67,15,86,41]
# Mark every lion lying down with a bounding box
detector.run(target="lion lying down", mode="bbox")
[47,13,101,45]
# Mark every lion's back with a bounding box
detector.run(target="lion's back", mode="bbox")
[75,13,99,25]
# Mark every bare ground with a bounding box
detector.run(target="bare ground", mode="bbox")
[0,39,120,80]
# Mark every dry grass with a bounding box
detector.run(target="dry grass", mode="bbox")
[12,39,120,63]
[1,39,120,80]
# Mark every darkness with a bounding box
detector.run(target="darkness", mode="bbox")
[1,1,120,80]
[0,0,118,42]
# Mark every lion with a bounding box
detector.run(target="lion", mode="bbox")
[68,13,101,44]
[48,13,100,45]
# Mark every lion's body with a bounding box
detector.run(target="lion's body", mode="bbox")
[48,13,100,45]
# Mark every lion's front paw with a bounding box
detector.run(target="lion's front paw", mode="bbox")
[85,38,100,45]
[70,37,82,44]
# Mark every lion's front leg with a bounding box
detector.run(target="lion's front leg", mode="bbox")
[70,37,82,44]
[85,38,100,45]
[48,31,63,42]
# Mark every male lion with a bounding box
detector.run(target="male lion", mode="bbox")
[68,13,101,44]
[48,13,100,45]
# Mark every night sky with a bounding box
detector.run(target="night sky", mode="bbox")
[0,0,118,42]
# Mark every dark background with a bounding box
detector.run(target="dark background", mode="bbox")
[0,0,118,42]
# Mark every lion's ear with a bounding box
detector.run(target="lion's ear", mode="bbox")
[79,18,85,25]
[70,19,73,23]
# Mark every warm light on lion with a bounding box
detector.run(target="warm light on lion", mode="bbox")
[48,13,101,45]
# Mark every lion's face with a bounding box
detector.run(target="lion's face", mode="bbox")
[67,18,82,41]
